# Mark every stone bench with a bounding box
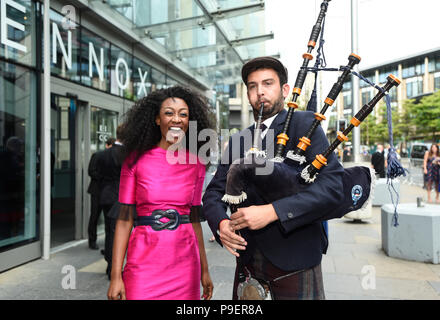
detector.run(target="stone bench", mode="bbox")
[373,178,400,207]
[381,203,440,264]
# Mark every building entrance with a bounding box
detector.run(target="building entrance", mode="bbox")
[50,94,88,248]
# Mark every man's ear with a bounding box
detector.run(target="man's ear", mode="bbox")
[282,83,290,99]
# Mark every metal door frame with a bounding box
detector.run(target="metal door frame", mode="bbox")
[50,77,125,244]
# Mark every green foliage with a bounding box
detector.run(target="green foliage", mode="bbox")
[359,90,440,147]
[359,102,389,145]
[405,90,440,140]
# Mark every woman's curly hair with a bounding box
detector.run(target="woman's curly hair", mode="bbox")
[120,86,216,166]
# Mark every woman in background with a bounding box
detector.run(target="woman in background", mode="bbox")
[423,143,439,203]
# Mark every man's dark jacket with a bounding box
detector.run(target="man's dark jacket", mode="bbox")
[202,109,344,272]
[97,144,125,206]
[87,152,102,196]
[371,151,385,178]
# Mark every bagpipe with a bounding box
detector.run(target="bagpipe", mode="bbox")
[222,0,406,251]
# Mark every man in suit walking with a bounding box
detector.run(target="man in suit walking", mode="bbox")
[97,126,125,279]
[371,144,385,178]
[202,57,344,300]
[87,137,115,250]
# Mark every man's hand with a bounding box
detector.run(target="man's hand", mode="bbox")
[230,204,278,231]
[218,219,247,257]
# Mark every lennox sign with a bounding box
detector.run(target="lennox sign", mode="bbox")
[1,0,149,96]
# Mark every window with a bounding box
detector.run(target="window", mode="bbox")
[50,9,80,82]
[165,76,179,88]
[0,0,37,67]
[406,76,423,98]
[434,72,440,91]
[402,60,425,79]
[110,45,133,99]
[79,28,111,92]
[342,80,352,91]
[151,68,166,92]
[379,66,398,83]
[90,107,118,153]
[428,54,440,72]
[132,57,152,99]
[229,84,237,98]
[388,86,398,103]
[360,73,375,88]
[0,61,38,251]
[343,91,352,109]
[361,89,373,105]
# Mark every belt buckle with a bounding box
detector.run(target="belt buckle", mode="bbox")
[151,209,180,231]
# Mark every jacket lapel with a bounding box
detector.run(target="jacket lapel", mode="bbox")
[263,109,287,153]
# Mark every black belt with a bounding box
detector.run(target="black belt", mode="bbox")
[134,209,191,231]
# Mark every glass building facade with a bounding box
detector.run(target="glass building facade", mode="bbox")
[0,0,273,271]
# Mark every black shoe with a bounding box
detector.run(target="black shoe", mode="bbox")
[100,249,105,255]
[89,242,99,250]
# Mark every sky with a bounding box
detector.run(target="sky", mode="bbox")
[264,0,440,94]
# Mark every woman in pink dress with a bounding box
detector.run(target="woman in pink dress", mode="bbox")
[107,86,215,300]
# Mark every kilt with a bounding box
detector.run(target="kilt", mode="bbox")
[232,247,325,300]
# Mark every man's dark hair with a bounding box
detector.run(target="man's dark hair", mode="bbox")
[106,137,116,146]
[116,124,124,140]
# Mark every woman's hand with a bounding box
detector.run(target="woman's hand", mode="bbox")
[107,276,126,300]
[201,270,213,300]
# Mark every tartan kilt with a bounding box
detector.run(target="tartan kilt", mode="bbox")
[232,247,325,300]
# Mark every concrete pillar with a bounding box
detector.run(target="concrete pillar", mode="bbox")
[240,83,249,129]
[424,56,429,93]
[397,63,403,113]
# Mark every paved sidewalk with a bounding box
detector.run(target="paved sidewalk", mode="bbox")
[0,179,439,300]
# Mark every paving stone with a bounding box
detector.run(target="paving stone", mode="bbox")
[428,281,440,295]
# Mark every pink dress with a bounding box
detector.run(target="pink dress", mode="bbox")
[118,146,206,300]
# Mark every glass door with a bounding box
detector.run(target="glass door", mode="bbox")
[50,95,76,247]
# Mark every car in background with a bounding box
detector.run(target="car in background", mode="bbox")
[409,143,431,166]
[410,143,430,159]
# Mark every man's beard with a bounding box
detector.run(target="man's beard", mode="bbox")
[256,94,285,120]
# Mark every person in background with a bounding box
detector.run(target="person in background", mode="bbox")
[98,129,125,279]
[371,144,385,178]
[87,137,114,250]
[423,143,439,203]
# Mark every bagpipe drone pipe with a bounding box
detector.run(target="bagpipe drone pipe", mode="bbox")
[223,73,401,221]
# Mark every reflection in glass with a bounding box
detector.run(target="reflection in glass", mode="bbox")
[132,57,152,99]
[90,107,118,153]
[0,0,36,67]
[151,68,166,92]
[110,46,133,99]
[80,28,110,92]
[0,61,38,251]
[50,9,80,82]
[435,73,440,91]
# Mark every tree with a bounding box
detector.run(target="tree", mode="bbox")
[406,90,440,141]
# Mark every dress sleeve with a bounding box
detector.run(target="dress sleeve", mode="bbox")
[189,161,206,223]
[119,154,137,205]
[107,153,138,221]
